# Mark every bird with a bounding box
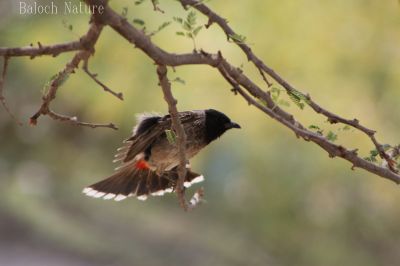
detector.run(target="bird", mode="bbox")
[82,109,240,201]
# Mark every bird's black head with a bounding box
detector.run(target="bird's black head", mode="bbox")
[204,109,240,143]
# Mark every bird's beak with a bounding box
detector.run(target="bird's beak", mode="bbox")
[226,122,241,129]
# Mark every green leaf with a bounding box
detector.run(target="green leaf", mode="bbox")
[364,146,389,163]
[270,87,281,102]
[133,18,145,26]
[149,21,171,36]
[364,156,377,162]
[62,19,74,32]
[370,149,379,157]
[193,25,203,36]
[174,11,200,48]
[229,33,247,44]
[173,17,183,24]
[287,91,304,109]
[342,125,351,131]
[165,129,176,144]
[157,21,171,31]
[308,125,321,130]
[290,89,309,102]
[286,89,309,109]
[326,131,338,142]
[183,21,192,31]
[134,0,146,5]
[186,11,197,27]
[308,124,323,135]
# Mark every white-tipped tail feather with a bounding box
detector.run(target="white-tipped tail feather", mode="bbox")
[82,173,205,202]
[103,193,116,200]
[184,175,204,188]
[114,194,127,201]
[190,191,202,206]
[137,195,148,201]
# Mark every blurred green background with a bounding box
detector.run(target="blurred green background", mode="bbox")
[1,0,400,265]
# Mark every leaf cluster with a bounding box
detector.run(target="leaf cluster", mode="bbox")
[286,89,310,110]
[174,11,203,49]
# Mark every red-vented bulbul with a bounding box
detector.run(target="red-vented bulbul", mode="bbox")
[83,109,240,201]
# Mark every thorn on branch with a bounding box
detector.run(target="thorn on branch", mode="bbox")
[200,49,210,57]
[205,18,213,28]
[350,149,359,156]
[217,50,223,60]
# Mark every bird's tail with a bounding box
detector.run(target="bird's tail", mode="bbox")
[82,164,204,201]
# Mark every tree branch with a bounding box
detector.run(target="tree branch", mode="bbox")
[179,0,397,173]
[1,0,399,209]
[0,41,83,58]
[157,65,191,211]
[28,20,116,129]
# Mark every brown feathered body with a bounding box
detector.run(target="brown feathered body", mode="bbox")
[83,109,240,201]
[123,110,207,172]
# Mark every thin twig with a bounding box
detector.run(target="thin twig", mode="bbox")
[47,109,118,130]
[0,56,23,126]
[83,59,124,100]
[156,65,189,211]
[258,67,273,88]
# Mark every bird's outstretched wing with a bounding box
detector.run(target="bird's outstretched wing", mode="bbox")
[113,111,200,167]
